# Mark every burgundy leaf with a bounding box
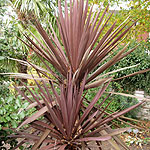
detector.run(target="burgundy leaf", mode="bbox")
[58,144,67,150]
[75,135,111,142]
[17,106,48,129]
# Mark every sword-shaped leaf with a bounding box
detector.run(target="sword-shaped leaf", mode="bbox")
[17,106,48,129]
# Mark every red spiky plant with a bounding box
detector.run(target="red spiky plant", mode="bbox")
[9,0,147,149]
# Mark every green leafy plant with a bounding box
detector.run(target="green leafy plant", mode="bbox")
[0,94,26,128]
[0,71,30,149]
[4,0,149,149]
[0,69,30,129]
[109,39,150,94]
[85,81,140,119]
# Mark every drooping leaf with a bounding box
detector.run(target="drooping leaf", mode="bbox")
[17,106,48,129]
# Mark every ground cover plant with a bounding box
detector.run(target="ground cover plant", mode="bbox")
[3,0,150,149]
[0,69,30,149]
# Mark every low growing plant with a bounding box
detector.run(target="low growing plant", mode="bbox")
[0,72,30,129]
[0,71,30,149]
[3,0,150,149]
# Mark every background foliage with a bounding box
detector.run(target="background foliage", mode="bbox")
[0,0,149,149]
[85,83,140,119]
[110,39,150,94]
[89,0,150,41]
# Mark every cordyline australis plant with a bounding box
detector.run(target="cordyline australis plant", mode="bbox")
[7,0,149,149]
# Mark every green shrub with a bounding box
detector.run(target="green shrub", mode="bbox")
[85,82,139,119]
[0,69,30,149]
[109,39,150,94]
[0,94,29,129]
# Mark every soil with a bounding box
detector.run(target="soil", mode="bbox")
[3,142,150,150]
[101,141,150,150]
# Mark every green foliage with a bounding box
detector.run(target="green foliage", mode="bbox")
[112,96,139,118]
[0,88,29,129]
[89,0,150,39]
[0,0,59,149]
[109,40,150,94]
[128,0,150,33]
[0,0,28,72]
[13,0,58,18]
[0,68,35,129]
[0,70,28,149]
[85,82,140,119]
[87,40,150,119]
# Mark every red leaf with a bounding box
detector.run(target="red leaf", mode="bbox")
[76,135,111,142]
[17,106,48,129]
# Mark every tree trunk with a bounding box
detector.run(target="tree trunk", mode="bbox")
[18,54,28,86]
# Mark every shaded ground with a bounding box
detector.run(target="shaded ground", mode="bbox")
[3,140,150,150]
[101,141,150,150]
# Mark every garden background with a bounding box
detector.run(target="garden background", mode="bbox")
[0,0,150,149]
